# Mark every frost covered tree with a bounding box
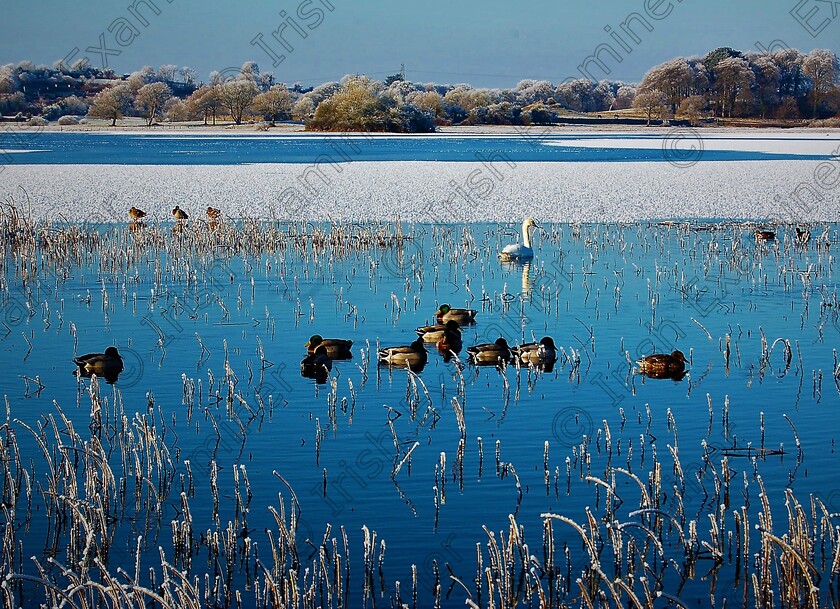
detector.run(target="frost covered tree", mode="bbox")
[43,95,88,120]
[127,66,155,93]
[803,49,839,117]
[677,95,706,125]
[444,85,491,111]
[746,53,780,119]
[614,85,636,109]
[516,80,555,105]
[710,57,754,117]
[406,90,444,118]
[632,90,667,125]
[186,85,221,125]
[307,76,388,131]
[253,84,294,122]
[638,58,706,113]
[773,49,805,100]
[219,79,258,124]
[292,96,315,120]
[0,64,18,94]
[180,66,196,85]
[156,64,178,82]
[135,82,172,126]
[87,84,133,126]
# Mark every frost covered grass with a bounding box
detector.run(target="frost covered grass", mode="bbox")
[2,159,838,223]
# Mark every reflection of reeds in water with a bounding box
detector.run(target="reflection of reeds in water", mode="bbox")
[4,199,840,607]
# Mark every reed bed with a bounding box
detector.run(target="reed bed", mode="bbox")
[1,192,839,607]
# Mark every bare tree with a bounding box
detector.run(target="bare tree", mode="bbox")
[135,82,173,126]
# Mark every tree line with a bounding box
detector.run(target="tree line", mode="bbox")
[1,46,838,131]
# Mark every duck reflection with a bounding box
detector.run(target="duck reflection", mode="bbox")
[301,346,332,384]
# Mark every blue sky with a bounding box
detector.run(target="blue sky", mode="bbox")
[2,0,838,87]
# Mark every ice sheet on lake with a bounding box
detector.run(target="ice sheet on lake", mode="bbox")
[1,159,836,222]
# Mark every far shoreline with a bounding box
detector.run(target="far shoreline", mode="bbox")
[9,118,840,137]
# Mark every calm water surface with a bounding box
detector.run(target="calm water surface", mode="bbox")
[1,220,838,606]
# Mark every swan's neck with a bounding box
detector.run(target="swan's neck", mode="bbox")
[522,223,532,248]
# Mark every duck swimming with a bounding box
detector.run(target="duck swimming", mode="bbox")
[435,304,477,325]
[436,321,463,356]
[511,336,557,366]
[73,346,124,383]
[467,337,512,366]
[636,350,687,375]
[378,337,428,371]
[305,335,353,359]
[301,345,332,382]
[499,218,540,261]
[416,319,460,343]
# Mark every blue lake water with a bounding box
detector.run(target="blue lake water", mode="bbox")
[1,130,837,164]
[1,216,838,607]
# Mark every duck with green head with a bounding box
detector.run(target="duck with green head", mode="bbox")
[305,335,353,359]
[436,304,477,325]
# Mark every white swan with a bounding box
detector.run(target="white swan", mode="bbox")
[498,218,540,261]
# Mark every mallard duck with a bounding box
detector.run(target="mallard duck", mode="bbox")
[754,229,775,241]
[511,336,557,366]
[636,350,687,375]
[436,321,463,355]
[416,319,460,343]
[206,206,222,220]
[378,337,428,370]
[305,335,353,359]
[436,304,477,325]
[128,206,146,221]
[467,337,512,365]
[172,205,189,220]
[499,218,540,261]
[301,345,332,381]
[73,346,124,383]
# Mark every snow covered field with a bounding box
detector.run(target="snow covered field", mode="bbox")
[2,132,838,222]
